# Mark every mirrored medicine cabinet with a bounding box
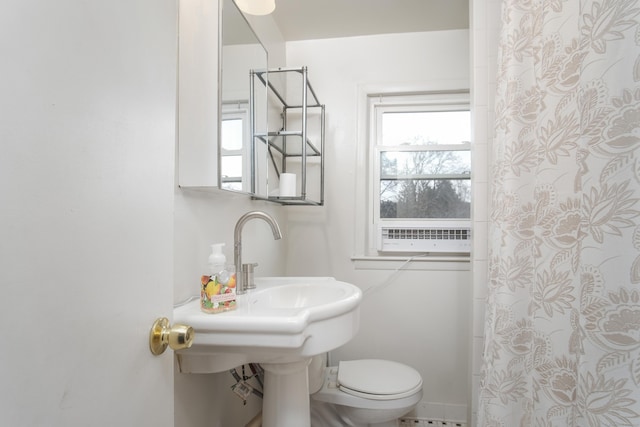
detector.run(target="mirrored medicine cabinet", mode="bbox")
[178,0,325,205]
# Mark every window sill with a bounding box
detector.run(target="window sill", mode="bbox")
[351,255,470,271]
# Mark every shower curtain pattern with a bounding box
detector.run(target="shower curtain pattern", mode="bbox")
[480,0,640,425]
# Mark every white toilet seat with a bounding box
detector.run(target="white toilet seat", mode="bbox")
[338,359,423,401]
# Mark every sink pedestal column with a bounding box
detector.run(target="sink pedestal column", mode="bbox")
[261,358,312,427]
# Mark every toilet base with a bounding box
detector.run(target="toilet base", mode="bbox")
[311,401,354,427]
[310,400,402,427]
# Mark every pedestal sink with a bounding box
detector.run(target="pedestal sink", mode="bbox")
[173,277,362,427]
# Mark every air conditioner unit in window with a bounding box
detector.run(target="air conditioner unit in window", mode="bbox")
[377,221,472,253]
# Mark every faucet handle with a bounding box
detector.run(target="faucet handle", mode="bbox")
[242,263,259,290]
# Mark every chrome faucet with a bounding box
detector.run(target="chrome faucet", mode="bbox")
[234,211,282,294]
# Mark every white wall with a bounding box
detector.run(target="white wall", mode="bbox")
[285,31,471,420]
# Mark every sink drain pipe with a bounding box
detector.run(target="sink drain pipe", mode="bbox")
[230,364,264,400]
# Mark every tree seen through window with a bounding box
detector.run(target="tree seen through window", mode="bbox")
[380,148,470,219]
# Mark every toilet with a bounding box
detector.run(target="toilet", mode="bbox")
[308,354,423,427]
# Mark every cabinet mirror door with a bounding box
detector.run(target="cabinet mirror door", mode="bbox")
[219,0,267,193]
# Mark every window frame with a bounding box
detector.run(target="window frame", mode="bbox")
[367,91,471,254]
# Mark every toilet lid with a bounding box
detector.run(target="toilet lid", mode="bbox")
[338,359,422,400]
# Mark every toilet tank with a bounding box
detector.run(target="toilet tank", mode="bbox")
[308,353,327,394]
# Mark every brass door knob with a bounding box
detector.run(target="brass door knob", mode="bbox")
[149,317,194,356]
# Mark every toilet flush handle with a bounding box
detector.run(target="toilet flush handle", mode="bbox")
[149,317,194,356]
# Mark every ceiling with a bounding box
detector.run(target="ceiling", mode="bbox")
[270,0,469,41]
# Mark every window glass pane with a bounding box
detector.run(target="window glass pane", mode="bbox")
[381,111,470,146]
[381,150,470,177]
[221,118,243,151]
[380,179,471,219]
[221,155,242,179]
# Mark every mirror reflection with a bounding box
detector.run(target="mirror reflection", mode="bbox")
[220,0,268,192]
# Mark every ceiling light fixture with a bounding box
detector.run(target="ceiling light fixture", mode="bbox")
[235,0,275,16]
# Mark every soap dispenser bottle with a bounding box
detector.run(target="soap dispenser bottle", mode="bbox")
[201,243,237,314]
[208,243,226,277]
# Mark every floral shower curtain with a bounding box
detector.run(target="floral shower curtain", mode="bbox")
[479,1,640,426]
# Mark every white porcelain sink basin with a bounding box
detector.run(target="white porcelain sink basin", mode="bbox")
[173,277,362,373]
[256,282,353,309]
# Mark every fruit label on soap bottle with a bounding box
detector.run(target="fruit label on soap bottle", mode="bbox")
[200,272,237,314]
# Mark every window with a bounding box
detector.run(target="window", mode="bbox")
[220,103,250,192]
[369,92,471,253]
